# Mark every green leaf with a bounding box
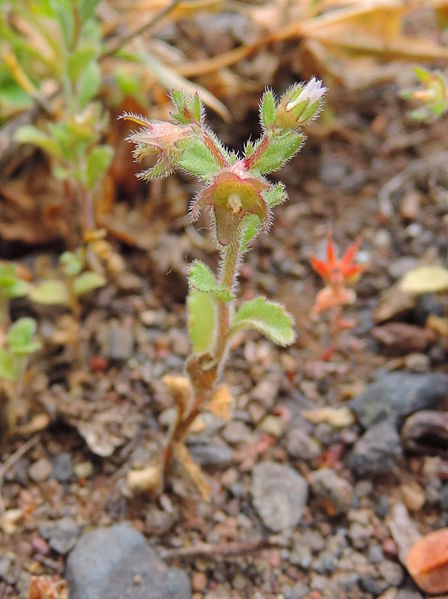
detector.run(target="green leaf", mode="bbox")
[78,0,101,23]
[7,317,41,356]
[177,136,221,181]
[15,125,61,158]
[4,279,29,300]
[29,280,70,305]
[263,182,287,208]
[400,266,448,294]
[67,46,96,83]
[0,348,16,381]
[59,251,83,277]
[229,297,295,346]
[250,130,304,175]
[86,145,113,189]
[187,289,216,354]
[73,271,106,297]
[189,260,234,302]
[49,0,74,48]
[171,89,204,125]
[77,61,100,108]
[260,90,276,129]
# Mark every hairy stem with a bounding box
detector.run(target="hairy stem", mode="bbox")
[214,226,243,365]
[244,133,270,170]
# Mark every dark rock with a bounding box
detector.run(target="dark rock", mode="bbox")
[349,372,448,428]
[66,523,191,599]
[285,429,321,461]
[52,453,73,483]
[360,576,388,596]
[414,293,444,325]
[349,421,402,477]
[188,442,233,469]
[39,517,80,555]
[251,462,308,532]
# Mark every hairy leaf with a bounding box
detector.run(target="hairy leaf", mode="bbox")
[230,297,295,346]
[250,130,304,174]
[260,89,276,129]
[263,182,287,208]
[189,260,234,302]
[77,61,100,108]
[187,289,216,354]
[177,136,221,180]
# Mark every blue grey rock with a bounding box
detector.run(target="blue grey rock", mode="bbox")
[349,421,402,477]
[66,523,190,599]
[251,462,308,532]
[349,372,448,428]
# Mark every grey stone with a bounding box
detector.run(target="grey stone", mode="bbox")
[52,453,73,483]
[350,372,448,428]
[66,523,190,599]
[286,429,321,461]
[379,561,404,587]
[251,462,308,532]
[188,442,233,469]
[29,458,52,482]
[349,421,402,477]
[310,468,354,514]
[0,554,20,585]
[39,517,80,555]
[97,320,134,360]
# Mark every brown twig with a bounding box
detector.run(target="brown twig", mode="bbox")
[0,434,40,516]
[160,538,276,560]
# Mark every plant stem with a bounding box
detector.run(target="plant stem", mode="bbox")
[214,226,243,365]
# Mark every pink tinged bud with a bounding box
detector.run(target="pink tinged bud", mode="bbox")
[120,113,192,179]
[191,164,271,246]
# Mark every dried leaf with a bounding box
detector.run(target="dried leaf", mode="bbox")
[205,384,234,420]
[29,576,67,599]
[171,441,211,501]
[400,266,448,294]
[126,463,163,497]
[302,406,354,427]
[407,528,448,594]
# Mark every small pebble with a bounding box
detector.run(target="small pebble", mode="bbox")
[74,461,94,479]
[52,453,73,483]
[29,458,52,482]
[258,415,284,437]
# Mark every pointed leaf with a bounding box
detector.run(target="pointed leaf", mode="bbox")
[260,90,276,129]
[187,289,216,354]
[250,130,304,174]
[77,61,100,108]
[230,297,295,346]
[29,280,70,305]
[73,272,106,297]
[263,182,287,208]
[177,136,221,181]
[189,260,234,302]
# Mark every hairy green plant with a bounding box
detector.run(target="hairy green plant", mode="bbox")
[30,248,105,318]
[1,0,113,242]
[122,79,326,481]
[401,66,448,122]
[0,317,41,430]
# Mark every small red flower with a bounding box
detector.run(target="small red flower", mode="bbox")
[310,234,365,314]
[310,234,365,287]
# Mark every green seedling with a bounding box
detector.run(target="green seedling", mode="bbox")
[401,66,448,122]
[3,0,113,242]
[122,79,326,493]
[0,317,41,430]
[30,249,105,318]
[0,262,29,329]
